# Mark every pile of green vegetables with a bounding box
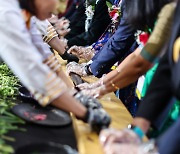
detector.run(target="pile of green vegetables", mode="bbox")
[0,63,25,154]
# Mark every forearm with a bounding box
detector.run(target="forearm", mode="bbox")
[56,69,74,88]
[101,3,175,94]
[101,54,152,95]
[48,37,66,55]
[101,3,176,94]
[51,92,87,118]
[103,48,141,84]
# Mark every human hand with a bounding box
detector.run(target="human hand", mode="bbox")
[67,46,94,61]
[59,38,68,49]
[67,45,80,56]
[49,16,70,37]
[84,108,111,133]
[74,91,102,109]
[76,82,92,90]
[66,62,87,76]
[104,143,141,154]
[77,77,104,90]
[78,47,95,61]
[54,19,70,37]
[99,128,141,147]
[67,46,85,56]
[81,86,105,98]
[103,140,158,154]
[58,28,71,37]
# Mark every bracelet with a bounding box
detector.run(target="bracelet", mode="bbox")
[128,124,145,139]
[116,67,120,73]
[110,81,119,90]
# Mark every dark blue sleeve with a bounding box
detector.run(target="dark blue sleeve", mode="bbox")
[90,4,136,78]
[157,118,180,154]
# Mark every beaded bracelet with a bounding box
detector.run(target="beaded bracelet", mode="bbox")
[128,124,145,139]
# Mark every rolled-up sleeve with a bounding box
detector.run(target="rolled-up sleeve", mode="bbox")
[0,10,67,106]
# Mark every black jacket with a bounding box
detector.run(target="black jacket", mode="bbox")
[67,0,111,47]
[65,1,86,39]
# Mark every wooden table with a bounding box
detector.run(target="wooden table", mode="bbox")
[55,52,133,154]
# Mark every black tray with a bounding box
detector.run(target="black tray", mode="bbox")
[12,103,71,127]
[15,142,78,154]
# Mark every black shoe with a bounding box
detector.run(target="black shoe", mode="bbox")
[61,51,79,63]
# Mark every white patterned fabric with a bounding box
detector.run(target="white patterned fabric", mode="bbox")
[0,0,67,106]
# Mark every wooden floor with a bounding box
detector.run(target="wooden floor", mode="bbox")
[55,52,133,154]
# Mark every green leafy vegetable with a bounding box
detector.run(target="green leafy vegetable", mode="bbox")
[0,63,25,154]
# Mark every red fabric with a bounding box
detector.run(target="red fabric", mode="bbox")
[139,33,150,45]
[109,9,119,18]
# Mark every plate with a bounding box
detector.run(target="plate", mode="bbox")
[12,103,71,126]
[15,142,78,154]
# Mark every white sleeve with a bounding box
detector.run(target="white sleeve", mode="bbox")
[33,17,50,36]
[33,17,58,43]
[0,10,67,106]
[30,17,53,59]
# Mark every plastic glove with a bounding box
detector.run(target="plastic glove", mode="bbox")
[56,28,71,37]
[82,108,111,133]
[49,16,70,37]
[76,82,93,90]
[104,140,158,154]
[77,77,104,90]
[78,47,95,61]
[61,51,79,63]
[55,19,70,37]
[99,128,141,147]
[66,62,87,76]
[81,88,101,98]
[67,45,83,56]
[80,84,106,98]
[74,91,102,109]
[104,143,140,154]
[59,38,68,49]
[67,46,95,61]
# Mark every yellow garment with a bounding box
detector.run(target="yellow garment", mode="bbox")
[56,0,69,14]
[141,2,176,62]
[173,37,180,63]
